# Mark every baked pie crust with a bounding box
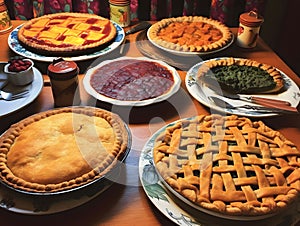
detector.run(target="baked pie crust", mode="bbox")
[0,107,129,193]
[148,16,232,53]
[17,13,117,56]
[153,114,300,216]
[197,58,284,93]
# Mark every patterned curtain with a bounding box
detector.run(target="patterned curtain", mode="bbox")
[9,0,109,20]
[7,0,266,26]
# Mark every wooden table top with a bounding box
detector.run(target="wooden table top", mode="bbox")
[0,20,299,226]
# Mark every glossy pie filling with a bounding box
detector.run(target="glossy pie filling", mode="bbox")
[17,13,117,55]
[90,59,174,101]
[153,114,300,216]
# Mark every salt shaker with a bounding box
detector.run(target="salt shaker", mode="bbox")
[237,11,264,48]
[109,0,131,27]
[47,58,81,107]
[0,0,12,34]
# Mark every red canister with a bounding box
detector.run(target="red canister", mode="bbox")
[47,58,81,107]
[237,11,264,48]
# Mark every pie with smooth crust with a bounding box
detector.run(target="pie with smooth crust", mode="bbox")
[148,16,232,53]
[153,114,300,216]
[0,107,129,193]
[197,58,284,93]
[17,13,117,56]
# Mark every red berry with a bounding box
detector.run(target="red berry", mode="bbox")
[8,59,32,72]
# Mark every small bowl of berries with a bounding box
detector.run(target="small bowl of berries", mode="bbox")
[4,58,34,86]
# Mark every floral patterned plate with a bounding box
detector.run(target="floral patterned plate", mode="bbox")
[185,57,300,118]
[8,22,124,62]
[139,118,300,225]
[139,122,201,226]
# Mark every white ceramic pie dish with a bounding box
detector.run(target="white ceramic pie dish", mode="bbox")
[83,56,181,107]
[147,28,235,57]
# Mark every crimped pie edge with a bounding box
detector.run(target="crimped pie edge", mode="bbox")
[153,114,300,216]
[17,12,117,54]
[0,107,128,193]
[148,16,232,52]
[196,57,284,93]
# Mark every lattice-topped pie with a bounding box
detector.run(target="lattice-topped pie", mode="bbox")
[153,114,300,216]
[17,13,117,56]
[148,16,232,53]
[197,58,284,94]
[0,107,129,193]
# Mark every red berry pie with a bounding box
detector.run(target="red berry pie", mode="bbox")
[17,13,117,56]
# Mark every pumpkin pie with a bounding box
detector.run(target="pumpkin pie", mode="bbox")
[148,16,232,53]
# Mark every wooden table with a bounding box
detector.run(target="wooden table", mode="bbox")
[0,20,299,226]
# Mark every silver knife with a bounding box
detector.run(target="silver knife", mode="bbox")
[120,22,151,54]
[209,96,298,114]
[222,91,291,106]
[219,91,298,113]
[201,76,292,106]
[125,21,151,35]
[200,81,298,112]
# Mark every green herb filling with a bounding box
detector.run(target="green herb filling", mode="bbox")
[208,65,276,93]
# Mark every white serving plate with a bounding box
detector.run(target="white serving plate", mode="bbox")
[83,56,181,107]
[0,63,43,117]
[185,57,300,117]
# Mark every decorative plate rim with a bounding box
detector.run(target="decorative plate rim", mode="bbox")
[139,116,300,224]
[185,57,300,118]
[8,22,125,62]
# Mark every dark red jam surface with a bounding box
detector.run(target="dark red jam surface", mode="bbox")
[90,60,175,101]
[8,59,32,72]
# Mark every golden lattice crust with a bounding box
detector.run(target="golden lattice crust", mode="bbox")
[0,107,128,193]
[153,114,300,216]
[148,16,232,53]
[197,58,284,94]
[17,13,117,56]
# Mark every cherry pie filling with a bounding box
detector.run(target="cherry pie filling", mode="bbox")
[90,59,174,101]
[21,16,113,48]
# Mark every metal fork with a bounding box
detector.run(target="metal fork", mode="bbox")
[0,90,29,101]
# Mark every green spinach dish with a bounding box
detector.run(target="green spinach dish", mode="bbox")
[198,58,284,94]
[207,65,276,93]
